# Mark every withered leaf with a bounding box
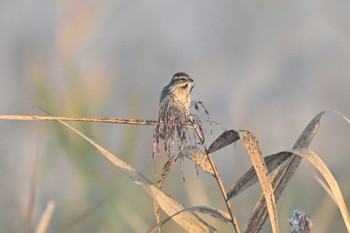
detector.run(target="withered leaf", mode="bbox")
[208,130,240,154]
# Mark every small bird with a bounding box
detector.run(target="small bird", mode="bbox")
[160,72,194,115]
[155,72,194,158]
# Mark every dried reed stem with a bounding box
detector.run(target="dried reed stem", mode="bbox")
[190,117,241,233]
[0,115,156,125]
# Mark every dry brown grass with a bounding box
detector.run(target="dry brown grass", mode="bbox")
[0,110,349,232]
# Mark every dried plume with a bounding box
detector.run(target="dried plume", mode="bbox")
[152,94,189,159]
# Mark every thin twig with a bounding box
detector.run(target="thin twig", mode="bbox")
[190,117,241,233]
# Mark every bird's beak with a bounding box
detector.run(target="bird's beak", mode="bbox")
[189,77,194,83]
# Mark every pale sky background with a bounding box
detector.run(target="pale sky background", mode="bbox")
[0,1,349,232]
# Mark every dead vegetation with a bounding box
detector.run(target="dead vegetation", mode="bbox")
[0,109,349,233]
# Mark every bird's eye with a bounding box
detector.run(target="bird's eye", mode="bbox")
[181,77,186,82]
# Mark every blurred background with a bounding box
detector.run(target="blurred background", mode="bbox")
[0,0,350,232]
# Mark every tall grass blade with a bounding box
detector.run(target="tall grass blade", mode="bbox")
[239,131,279,233]
[245,111,325,233]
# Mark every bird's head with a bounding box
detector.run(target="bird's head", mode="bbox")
[170,72,194,91]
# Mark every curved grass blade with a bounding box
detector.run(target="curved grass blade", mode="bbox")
[227,151,292,199]
[314,175,334,201]
[148,206,232,233]
[238,131,279,233]
[208,130,240,154]
[245,111,325,233]
[291,149,350,232]
[58,120,217,233]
